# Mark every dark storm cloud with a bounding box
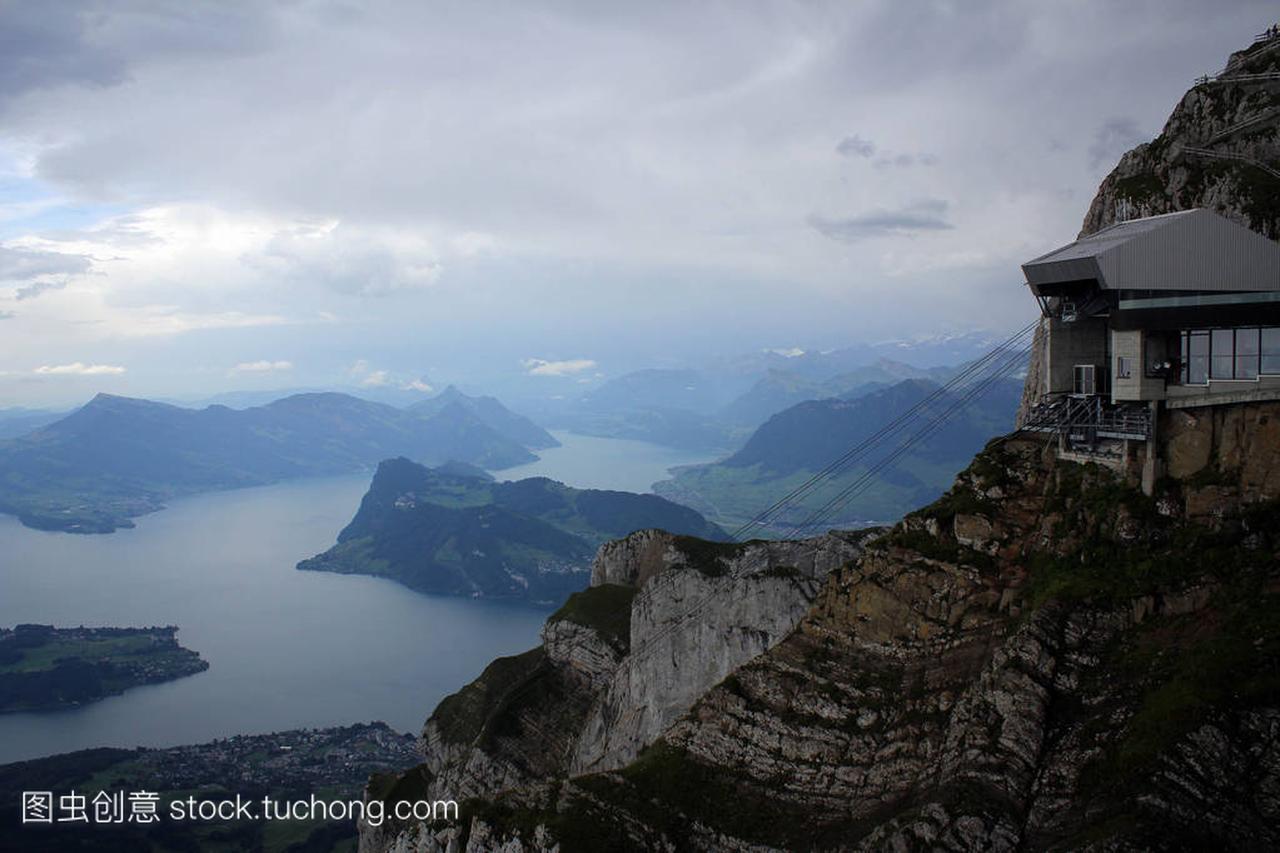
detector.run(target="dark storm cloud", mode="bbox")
[0,2,276,110]
[808,199,953,242]
[0,3,127,104]
[0,246,92,281]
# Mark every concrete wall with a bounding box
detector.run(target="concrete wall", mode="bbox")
[1166,379,1280,409]
[1111,329,1168,402]
[1046,316,1108,395]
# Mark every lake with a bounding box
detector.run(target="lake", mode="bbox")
[499,430,720,492]
[0,433,717,764]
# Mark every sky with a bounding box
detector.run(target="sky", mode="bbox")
[0,0,1274,407]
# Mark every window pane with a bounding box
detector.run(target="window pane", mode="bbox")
[1189,331,1209,357]
[1185,331,1209,383]
[1211,329,1234,379]
[1262,329,1280,375]
[1235,328,1260,379]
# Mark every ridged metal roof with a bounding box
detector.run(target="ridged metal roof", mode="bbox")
[1022,209,1280,292]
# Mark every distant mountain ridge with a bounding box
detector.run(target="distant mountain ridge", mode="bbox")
[0,391,548,533]
[718,358,958,427]
[299,457,727,602]
[530,346,999,452]
[408,385,560,450]
[655,377,1023,533]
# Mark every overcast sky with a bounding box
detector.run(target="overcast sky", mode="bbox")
[0,0,1274,406]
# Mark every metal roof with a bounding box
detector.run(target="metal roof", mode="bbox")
[1022,208,1280,293]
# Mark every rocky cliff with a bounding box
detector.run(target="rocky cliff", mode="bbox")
[1084,37,1280,240]
[363,399,1280,852]
[359,528,871,852]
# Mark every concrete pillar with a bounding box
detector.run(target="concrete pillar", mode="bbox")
[1141,400,1160,496]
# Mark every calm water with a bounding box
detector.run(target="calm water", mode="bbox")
[0,434,719,764]
[500,430,719,492]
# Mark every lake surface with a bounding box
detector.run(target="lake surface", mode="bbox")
[0,433,720,764]
[500,430,720,492]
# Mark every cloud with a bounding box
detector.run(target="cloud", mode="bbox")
[836,135,875,158]
[245,222,442,297]
[808,199,954,242]
[34,362,125,376]
[0,310,14,320]
[1088,117,1148,171]
[522,357,598,377]
[873,151,938,169]
[0,246,92,282]
[232,359,292,373]
[112,307,294,338]
[0,4,275,112]
[0,1,1271,406]
[345,358,431,391]
[14,278,69,300]
[0,5,128,109]
[765,347,805,358]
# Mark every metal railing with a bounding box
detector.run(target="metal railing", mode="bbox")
[1020,394,1153,448]
[1181,146,1280,181]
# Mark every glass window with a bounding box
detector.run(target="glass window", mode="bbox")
[1186,330,1209,384]
[1211,329,1234,379]
[1236,328,1260,379]
[1116,356,1132,379]
[1263,328,1280,375]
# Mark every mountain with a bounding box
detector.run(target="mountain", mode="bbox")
[362,402,1280,851]
[718,358,957,427]
[0,408,68,440]
[656,377,1022,533]
[710,333,1004,380]
[1082,38,1280,241]
[578,369,732,414]
[408,385,559,450]
[540,369,745,452]
[0,392,540,533]
[298,457,727,603]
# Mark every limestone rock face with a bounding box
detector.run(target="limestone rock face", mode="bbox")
[572,530,869,775]
[1081,41,1280,240]
[362,528,870,849]
[1164,401,1280,515]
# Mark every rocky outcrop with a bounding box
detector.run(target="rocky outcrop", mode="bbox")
[360,528,871,850]
[573,532,871,775]
[1015,317,1049,425]
[1081,39,1280,239]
